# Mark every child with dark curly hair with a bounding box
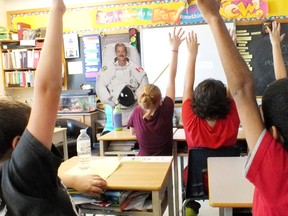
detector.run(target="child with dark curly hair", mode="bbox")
[181,30,240,215]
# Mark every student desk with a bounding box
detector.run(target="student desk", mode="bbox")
[98,128,178,156]
[208,156,254,216]
[58,156,174,216]
[53,127,68,160]
[172,127,247,215]
[98,128,137,156]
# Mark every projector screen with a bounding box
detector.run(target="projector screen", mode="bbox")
[140,22,234,101]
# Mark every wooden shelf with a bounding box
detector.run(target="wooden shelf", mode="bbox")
[1,40,67,90]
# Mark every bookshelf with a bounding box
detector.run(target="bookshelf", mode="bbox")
[0,39,67,90]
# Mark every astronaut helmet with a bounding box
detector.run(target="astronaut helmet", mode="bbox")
[118,85,136,108]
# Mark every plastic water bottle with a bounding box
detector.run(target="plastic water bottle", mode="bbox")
[113,105,122,131]
[76,129,91,169]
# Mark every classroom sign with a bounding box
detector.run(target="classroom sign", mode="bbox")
[94,0,269,27]
[8,0,269,33]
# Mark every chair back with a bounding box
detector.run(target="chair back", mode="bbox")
[185,146,240,201]
[56,118,92,144]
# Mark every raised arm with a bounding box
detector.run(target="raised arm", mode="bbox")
[182,31,199,101]
[196,0,264,152]
[166,27,185,101]
[27,0,66,150]
[267,21,287,79]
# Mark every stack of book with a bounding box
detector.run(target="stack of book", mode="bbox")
[108,141,136,151]
[71,190,152,213]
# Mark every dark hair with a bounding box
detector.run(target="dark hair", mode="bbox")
[192,79,231,119]
[262,78,288,150]
[0,97,31,158]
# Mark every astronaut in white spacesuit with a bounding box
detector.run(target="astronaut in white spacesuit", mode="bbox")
[96,42,149,126]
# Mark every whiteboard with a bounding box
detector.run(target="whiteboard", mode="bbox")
[140,22,234,100]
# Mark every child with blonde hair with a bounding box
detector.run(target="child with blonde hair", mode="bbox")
[127,27,185,156]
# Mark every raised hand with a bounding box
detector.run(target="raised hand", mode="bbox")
[169,26,185,51]
[196,0,222,23]
[52,0,66,14]
[267,21,285,45]
[186,31,199,58]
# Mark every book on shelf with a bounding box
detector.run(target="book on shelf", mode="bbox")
[103,190,132,205]
[17,22,31,40]
[4,70,34,87]
[70,190,133,213]
[71,191,152,213]
[33,49,41,68]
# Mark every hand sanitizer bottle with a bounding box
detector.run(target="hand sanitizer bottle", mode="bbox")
[113,105,123,131]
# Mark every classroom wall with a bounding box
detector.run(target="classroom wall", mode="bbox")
[2,0,288,100]
[1,0,105,100]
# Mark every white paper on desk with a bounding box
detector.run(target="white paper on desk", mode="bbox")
[64,157,121,179]
[121,156,172,163]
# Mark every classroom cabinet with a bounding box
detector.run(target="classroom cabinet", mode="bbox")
[0,39,67,90]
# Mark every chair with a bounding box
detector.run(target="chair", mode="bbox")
[182,146,240,215]
[55,118,93,158]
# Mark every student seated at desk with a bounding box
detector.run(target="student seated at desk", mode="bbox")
[181,29,240,215]
[127,27,185,156]
[196,0,288,215]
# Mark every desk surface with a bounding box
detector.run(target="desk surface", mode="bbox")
[208,156,254,208]
[98,128,178,141]
[98,129,137,141]
[58,156,173,191]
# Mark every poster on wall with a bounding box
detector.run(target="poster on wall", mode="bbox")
[81,34,102,82]
[63,33,80,59]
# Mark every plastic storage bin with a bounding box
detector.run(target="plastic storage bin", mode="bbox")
[58,90,97,113]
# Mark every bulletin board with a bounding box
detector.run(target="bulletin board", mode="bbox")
[140,22,234,99]
[236,19,288,95]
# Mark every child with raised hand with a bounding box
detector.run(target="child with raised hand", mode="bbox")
[267,20,286,79]
[182,29,240,216]
[127,27,185,156]
[196,0,288,215]
[0,0,106,215]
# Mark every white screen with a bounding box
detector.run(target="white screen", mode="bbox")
[140,22,234,100]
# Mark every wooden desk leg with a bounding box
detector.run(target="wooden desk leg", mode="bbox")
[62,130,68,161]
[152,191,161,216]
[219,207,233,216]
[173,141,180,216]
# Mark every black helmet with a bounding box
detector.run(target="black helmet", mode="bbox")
[118,85,136,107]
